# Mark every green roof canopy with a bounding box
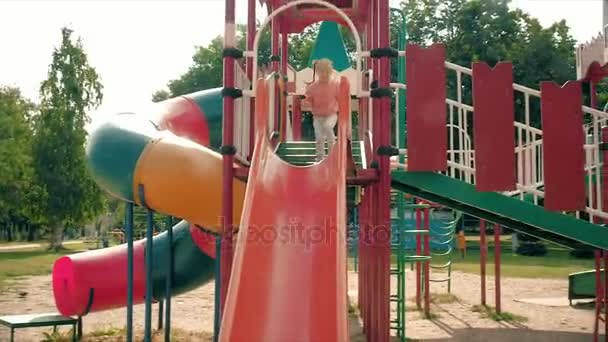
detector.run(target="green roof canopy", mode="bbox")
[307,21,351,72]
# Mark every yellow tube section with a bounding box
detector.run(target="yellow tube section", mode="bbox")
[132,134,245,233]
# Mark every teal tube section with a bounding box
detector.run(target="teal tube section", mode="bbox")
[151,220,215,300]
[86,113,157,202]
[185,88,224,149]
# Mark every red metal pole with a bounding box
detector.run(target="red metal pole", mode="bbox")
[220,0,236,312]
[602,127,608,223]
[247,0,256,160]
[602,250,608,341]
[368,0,379,340]
[271,17,280,135]
[280,31,288,142]
[423,207,431,317]
[494,223,502,313]
[293,96,302,141]
[480,219,487,306]
[594,250,602,342]
[415,207,422,309]
[591,81,597,109]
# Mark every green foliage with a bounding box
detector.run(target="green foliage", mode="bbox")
[151,89,170,102]
[167,23,272,97]
[402,0,577,128]
[32,27,105,250]
[471,304,528,322]
[41,330,74,342]
[0,87,42,226]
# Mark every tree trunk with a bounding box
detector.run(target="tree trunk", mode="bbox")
[27,224,36,241]
[7,223,13,242]
[49,223,64,251]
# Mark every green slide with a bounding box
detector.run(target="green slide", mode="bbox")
[391,171,608,250]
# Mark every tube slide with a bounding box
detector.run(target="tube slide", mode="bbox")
[53,221,216,316]
[52,88,245,316]
[219,76,351,341]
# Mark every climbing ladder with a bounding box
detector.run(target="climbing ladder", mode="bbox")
[389,192,432,341]
[428,208,460,293]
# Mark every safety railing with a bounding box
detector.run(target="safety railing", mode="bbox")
[394,60,608,223]
[234,63,251,165]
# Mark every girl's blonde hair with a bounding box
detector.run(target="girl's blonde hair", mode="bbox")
[314,58,334,75]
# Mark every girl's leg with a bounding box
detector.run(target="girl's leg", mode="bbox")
[313,116,325,160]
[323,114,338,153]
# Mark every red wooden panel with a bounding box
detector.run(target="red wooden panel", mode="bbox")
[472,62,516,191]
[541,81,586,211]
[406,43,447,171]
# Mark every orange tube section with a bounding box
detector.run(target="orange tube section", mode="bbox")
[132,135,246,233]
[219,76,351,341]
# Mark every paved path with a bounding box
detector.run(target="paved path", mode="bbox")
[0,240,81,252]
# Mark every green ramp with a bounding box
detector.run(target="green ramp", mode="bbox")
[391,171,608,250]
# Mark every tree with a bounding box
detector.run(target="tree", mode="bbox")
[33,27,106,250]
[0,86,41,240]
[402,0,577,127]
[152,89,170,102]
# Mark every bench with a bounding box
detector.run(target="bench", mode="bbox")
[0,313,81,342]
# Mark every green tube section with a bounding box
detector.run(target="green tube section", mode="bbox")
[151,220,215,300]
[86,113,157,202]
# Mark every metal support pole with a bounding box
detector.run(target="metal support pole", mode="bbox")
[494,223,501,313]
[415,207,421,309]
[293,96,302,141]
[221,0,236,312]
[594,250,603,342]
[271,14,280,135]
[247,0,256,160]
[480,219,487,306]
[281,29,288,142]
[125,203,134,342]
[158,301,164,330]
[213,236,222,342]
[376,1,392,339]
[602,250,608,341]
[423,208,431,317]
[144,208,154,342]
[164,216,174,341]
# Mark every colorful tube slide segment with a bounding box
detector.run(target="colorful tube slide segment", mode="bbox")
[52,88,244,317]
[53,221,216,316]
[219,76,352,341]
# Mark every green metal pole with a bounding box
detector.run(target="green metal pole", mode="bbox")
[164,215,174,341]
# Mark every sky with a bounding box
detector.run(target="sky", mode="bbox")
[0,0,604,125]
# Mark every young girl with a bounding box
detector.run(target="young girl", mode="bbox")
[303,59,340,161]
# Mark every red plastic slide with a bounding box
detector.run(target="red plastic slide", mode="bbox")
[219,76,351,341]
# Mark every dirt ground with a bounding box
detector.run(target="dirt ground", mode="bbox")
[0,269,600,341]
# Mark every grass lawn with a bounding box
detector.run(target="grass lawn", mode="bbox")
[0,242,86,290]
[351,236,596,279]
[0,240,47,247]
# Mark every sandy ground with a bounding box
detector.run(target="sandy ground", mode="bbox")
[0,269,600,341]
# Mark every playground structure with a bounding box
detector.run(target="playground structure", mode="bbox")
[38,0,608,341]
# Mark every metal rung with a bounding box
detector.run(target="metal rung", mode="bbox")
[430,278,450,282]
[403,229,429,234]
[402,204,431,209]
[404,255,432,262]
